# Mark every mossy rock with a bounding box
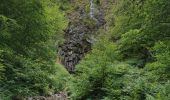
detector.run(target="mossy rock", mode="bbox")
[82,17,97,29]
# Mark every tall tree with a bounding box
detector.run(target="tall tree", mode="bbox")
[0,0,69,99]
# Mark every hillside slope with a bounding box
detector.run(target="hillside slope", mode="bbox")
[0,0,170,100]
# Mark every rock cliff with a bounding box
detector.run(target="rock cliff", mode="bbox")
[59,0,105,73]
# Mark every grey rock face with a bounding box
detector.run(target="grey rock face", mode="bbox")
[59,0,105,73]
[27,92,68,100]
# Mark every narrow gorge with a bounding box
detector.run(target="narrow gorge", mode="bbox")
[1,0,169,99]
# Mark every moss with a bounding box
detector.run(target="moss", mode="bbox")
[82,17,97,28]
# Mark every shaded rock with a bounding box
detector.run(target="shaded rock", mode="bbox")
[59,0,106,73]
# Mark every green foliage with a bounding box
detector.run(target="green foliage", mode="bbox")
[0,0,69,99]
[68,38,120,99]
[0,0,170,99]
[0,50,5,81]
[69,0,170,99]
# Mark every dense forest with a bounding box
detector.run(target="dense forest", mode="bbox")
[0,0,170,100]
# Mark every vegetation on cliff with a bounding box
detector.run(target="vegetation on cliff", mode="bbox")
[0,0,170,100]
[69,0,170,99]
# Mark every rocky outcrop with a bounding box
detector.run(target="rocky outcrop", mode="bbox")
[59,0,106,73]
[27,92,68,100]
